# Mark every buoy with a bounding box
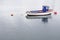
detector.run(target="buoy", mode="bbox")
[11,14,13,16]
[54,12,57,15]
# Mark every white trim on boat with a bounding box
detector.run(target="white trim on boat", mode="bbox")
[27,13,51,16]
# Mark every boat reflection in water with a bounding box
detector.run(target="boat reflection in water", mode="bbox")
[26,15,52,23]
[42,18,48,23]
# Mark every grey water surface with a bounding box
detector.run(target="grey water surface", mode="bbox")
[0,0,60,40]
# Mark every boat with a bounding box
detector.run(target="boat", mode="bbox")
[26,9,53,16]
[26,15,51,19]
[27,12,51,16]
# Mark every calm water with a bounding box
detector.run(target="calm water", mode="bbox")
[0,0,60,40]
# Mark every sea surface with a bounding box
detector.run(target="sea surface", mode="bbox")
[0,0,60,40]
